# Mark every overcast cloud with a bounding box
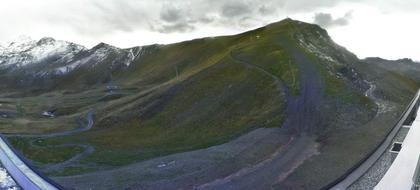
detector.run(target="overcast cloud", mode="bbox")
[314,11,353,28]
[0,0,420,60]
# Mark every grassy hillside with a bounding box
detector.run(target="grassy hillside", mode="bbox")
[1,19,419,189]
[3,19,372,173]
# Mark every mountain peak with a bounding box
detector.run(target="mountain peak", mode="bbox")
[2,36,36,53]
[280,17,303,24]
[7,35,33,45]
[94,42,114,48]
[37,37,56,46]
[396,58,414,63]
[0,36,86,68]
[91,42,119,52]
[364,57,386,62]
[263,17,326,37]
[282,17,294,22]
[271,18,314,27]
[365,57,417,64]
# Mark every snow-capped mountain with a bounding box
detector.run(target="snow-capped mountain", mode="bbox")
[0,36,147,75]
[53,42,145,75]
[0,36,86,68]
[53,42,119,74]
[0,36,147,90]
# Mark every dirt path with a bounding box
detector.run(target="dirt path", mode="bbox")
[53,127,292,190]
[197,34,325,189]
[7,109,94,138]
[197,136,319,190]
[28,140,95,172]
[53,35,326,190]
[276,36,324,135]
[42,144,95,172]
[5,110,96,172]
[365,80,395,115]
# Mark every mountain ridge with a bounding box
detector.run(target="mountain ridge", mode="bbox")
[1,18,419,190]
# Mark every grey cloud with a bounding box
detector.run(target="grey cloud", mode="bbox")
[199,16,215,24]
[30,0,361,36]
[221,2,251,18]
[152,3,195,33]
[0,0,378,39]
[2,0,420,61]
[153,22,195,33]
[90,1,144,32]
[259,5,276,16]
[238,16,264,28]
[160,5,183,23]
[313,11,353,28]
[43,0,153,36]
[283,0,361,12]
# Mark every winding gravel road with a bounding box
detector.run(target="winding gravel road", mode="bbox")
[7,109,94,138]
[53,36,324,189]
[5,109,96,173]
[198,34,325,189]
[51,35,326,190]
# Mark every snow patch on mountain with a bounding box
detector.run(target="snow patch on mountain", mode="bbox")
[126,47,144,66]
[54,43,121,74]
[1,35,35,53]
[0,36,86,68]
[1,38,146,76]
[296,33,337,65]
[91,44,118,65]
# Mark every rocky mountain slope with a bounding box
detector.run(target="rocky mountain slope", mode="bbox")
[363,57,420,82]
[0,36,85,69]
[1,19,419,190]
[0,36,146,91]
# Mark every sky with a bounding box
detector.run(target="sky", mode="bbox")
[0,0,419,61]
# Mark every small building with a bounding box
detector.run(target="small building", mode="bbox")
[42,108,57,118]
[106,85,119,91]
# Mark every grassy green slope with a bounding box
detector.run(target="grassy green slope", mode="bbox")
[5,19,416,188]
[8,20,310,175]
